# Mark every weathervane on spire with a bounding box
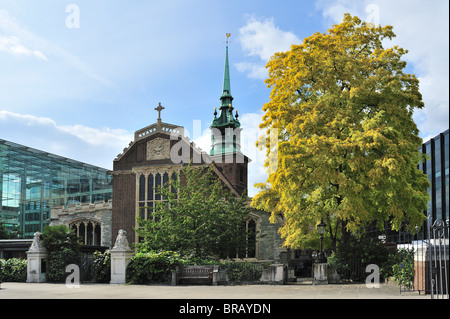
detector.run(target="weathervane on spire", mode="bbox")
[226,33,231,45]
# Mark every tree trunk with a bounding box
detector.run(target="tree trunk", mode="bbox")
[340,220,351,248]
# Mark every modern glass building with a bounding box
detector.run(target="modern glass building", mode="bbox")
[419,129,449,223]
[0,138,112,238]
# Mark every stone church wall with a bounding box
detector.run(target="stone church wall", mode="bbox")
[50,200,113,248]
[252,209,283,262]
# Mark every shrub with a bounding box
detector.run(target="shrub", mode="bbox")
[93,251,111,283]
[384,248,415,287]
[0,258,27,282]
[222,262,267,282]
[126,251,186,284]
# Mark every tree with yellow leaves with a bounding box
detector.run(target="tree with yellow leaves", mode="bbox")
[252,14,430,251]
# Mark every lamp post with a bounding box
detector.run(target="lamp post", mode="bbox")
[317,219,326,263]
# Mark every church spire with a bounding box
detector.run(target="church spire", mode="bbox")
[220,33,233,107]
[210,34,241,156]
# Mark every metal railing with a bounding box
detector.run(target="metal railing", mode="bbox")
[428,218,449,299]
[393,218,449,298]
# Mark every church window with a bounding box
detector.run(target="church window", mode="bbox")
[247,219,256,258]
[155,173,161,200]
[235,218,258,259]
[139,202,145,219]
[137,170,179,221]
[163,173,169,193]
[147,173,154,204]
[139,175,145,202]
[171,172,177,194]
[70,220,102,246]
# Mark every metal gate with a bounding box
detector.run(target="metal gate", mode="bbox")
[392,217,448,299]
[428,218,449,299]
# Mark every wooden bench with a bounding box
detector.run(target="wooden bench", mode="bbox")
[173,265,218,285]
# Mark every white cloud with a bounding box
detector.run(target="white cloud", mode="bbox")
[239,17,300,61]
[235,61,268,80]
[0,110,132,169]
[58,124,132,148]
[0,35,47,60]
[0,9,114,86]
[237,16,301,80]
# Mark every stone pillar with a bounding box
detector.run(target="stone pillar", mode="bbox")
[171,266,179,286]
[110,230,134,284]
[313,263,328,285]
[26,232,48,283]
[270,264,284,284]
[212,265,219,286]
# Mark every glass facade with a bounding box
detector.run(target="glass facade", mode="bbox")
[420,129,449,223]
[0,138,112,238]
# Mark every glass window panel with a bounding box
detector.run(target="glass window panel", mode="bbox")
[147,201,153,217]
[0,137,113,237]
[139,174,145,202]
[155,173,161,200]
[171,172,177,194]
[147,173,154,201]
[139,202,145,220]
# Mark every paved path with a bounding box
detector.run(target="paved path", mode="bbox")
[0,282,430,299]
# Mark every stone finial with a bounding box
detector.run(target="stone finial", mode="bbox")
[112,229,132,250]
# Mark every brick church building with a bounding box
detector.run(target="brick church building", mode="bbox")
[53,40,284,262]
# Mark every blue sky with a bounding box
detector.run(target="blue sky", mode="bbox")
[1,0,449,197]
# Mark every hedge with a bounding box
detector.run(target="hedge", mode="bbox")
[93,251,111,283]
[126,251,186,284]
[0,258,27,282]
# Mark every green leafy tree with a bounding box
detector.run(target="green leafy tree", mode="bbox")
[42,225,81,253]
[0,222,22,239]
[93,250,111,283]
[252,14,430,250]
[136,165,251,259]
[41,225,81,282]
[0,222,11,239]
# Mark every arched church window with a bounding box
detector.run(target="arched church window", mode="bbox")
[235,218,258,259]
[69,220,102,246]
[137,170,179,221]
[247,219,257,258]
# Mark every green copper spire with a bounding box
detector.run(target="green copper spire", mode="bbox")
[220,41,232,107]
[210,33,241,156]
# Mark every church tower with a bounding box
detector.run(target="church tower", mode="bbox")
[210,34,250,195]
